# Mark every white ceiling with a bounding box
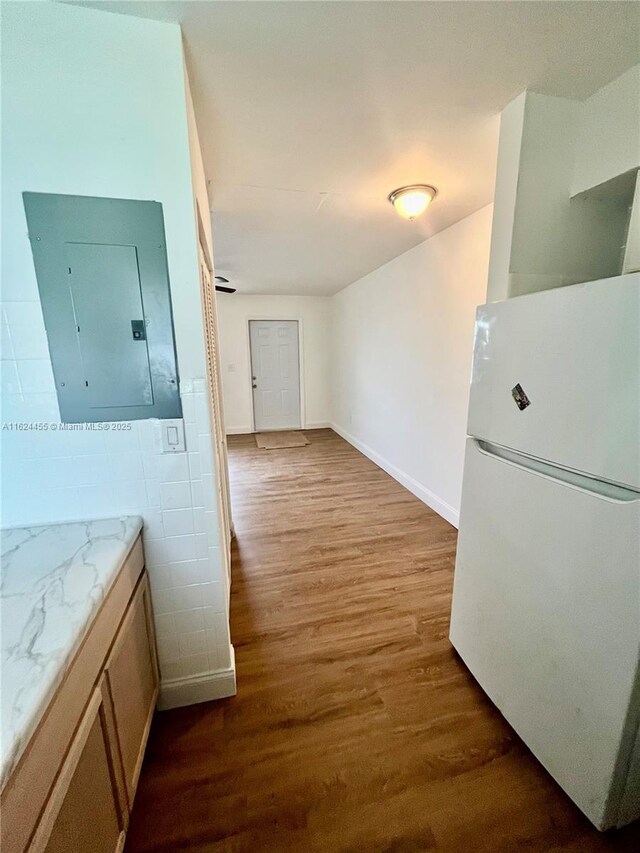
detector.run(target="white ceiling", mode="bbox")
[74,2,639,295]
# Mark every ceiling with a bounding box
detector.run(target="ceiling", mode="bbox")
[74,2,639,295]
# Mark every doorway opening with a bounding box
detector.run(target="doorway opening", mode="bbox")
[249,319,302,432]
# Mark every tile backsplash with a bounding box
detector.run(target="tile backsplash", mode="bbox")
[1,301,232,684]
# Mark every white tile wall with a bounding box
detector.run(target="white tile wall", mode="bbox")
[1,304,232,684]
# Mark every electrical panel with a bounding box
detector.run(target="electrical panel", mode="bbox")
[23,193,182,423]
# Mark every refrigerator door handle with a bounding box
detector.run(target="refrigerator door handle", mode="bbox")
[474,439,640,503]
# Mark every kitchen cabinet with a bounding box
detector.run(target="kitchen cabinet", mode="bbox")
[1,532,159,853]
[31,682,126,853]
[105,576,158,805]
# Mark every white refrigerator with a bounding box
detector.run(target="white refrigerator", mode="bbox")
[450,273,640,830]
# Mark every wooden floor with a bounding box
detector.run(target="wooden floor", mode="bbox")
[126,429,640,852]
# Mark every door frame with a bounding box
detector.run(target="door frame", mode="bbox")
[245,316,305,432]
[197,232,234,580]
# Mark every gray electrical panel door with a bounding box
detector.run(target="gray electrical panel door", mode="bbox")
[66,243,154,408]
[23,193,182,423]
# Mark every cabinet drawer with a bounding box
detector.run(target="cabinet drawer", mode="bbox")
[105,574,159,806]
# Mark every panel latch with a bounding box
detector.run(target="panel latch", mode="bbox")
[131,319,146,341]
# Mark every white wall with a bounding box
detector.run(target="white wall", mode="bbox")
[486,91,581,301]
[507,93,581,297]
[486,93,526,302]
[184,62,214,266]
[572,64,640,197]
[1,1,234,705]
[217,294,331,433]
[488,65,640,302]
[331,205,493,527]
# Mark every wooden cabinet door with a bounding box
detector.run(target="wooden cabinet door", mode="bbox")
[105,574,159,807]
[30,683,126,853]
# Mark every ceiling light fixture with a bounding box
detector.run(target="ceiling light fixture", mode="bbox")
[388,184,437,220]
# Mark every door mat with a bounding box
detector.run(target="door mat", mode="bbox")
[255,431,310,450]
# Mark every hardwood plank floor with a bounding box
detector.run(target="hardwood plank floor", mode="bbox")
[126,429,640,852]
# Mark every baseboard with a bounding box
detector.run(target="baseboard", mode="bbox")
[330,422,460,528]
[158,647,237,710]
[227,423,331,435]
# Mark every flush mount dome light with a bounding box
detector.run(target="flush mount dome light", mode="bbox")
[388,184,437,220]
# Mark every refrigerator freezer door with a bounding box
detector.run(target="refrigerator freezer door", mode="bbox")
[467,274,640,489]
[450,438,640,829]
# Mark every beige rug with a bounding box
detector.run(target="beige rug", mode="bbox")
[255,431,310,450]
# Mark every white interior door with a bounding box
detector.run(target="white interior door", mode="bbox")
[249,320,301,432]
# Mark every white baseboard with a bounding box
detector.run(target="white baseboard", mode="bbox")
[158,647,237,710]
[330,422,459,528]
[227,422,331,435]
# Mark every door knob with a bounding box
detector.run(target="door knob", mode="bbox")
[252,384,257,389]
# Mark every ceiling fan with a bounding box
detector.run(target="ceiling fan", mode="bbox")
[214,275,236,294]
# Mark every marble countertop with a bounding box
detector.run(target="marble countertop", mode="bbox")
[0,515,143,788]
